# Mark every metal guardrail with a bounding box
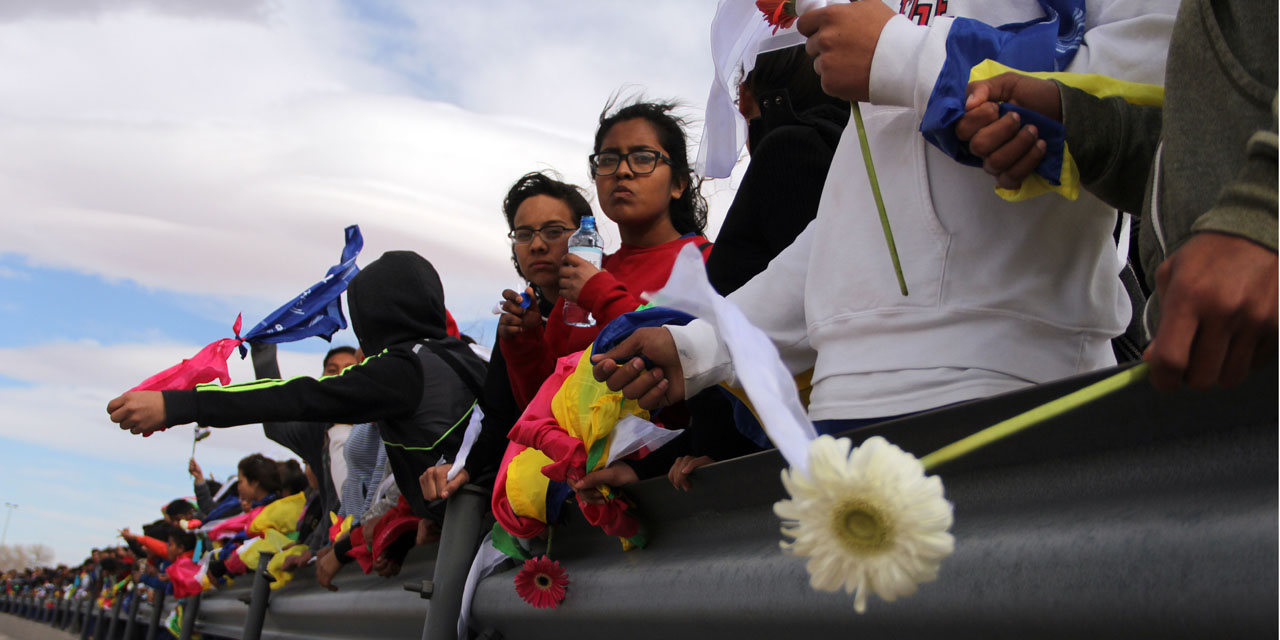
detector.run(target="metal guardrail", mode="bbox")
[4,363,1277,639]
[470,363,1279,639]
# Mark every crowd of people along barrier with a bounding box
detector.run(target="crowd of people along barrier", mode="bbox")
[4,0,1275,637]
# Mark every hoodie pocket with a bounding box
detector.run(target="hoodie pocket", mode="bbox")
[808,105,951,323]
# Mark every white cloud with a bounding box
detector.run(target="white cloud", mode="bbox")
[0,2,743,324]
[0,265,30,280]
[0,340,318,466]
[0,0,275,23]
[0,0,751,564]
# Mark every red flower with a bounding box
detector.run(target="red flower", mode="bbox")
[756,0,798,33]
[513,556,569,609]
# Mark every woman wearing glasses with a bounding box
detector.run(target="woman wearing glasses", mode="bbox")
[418,171,593,503]
[499,101,713,409]
[494,100,714,523]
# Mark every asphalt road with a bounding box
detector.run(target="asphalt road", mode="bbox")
[0,612,75,639]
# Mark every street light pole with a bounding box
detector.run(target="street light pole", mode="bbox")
[1,502,17,547]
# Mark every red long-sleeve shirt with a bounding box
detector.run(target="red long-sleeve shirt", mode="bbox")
[502,235,712,407]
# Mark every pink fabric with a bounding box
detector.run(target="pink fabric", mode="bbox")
[166,553,203,599]
[130,315,244,392]
[207,505,265,541]
[501,351,641,540]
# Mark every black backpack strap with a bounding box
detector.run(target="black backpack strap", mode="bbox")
[414,340,485,400]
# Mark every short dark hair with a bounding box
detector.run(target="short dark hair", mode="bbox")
[502,172,593,279]
[278,459,309,495]
[141,519,169,540]
[237,453,283,495]
[167,527,197,554]
[593,99,708,236]
[502,172,591,231]
[163,499,195,520]
[323,346,357,369]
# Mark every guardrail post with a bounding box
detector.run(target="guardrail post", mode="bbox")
[241,551,275,640]
[177,594,200,640]
[122,584,142,640]
[144,587,165,640]
[70,597,81,633]
[95,599,112,640]
[77,596,91,634]
[104,588,126,640]
[422,484,488,640]
[79,588,99,640]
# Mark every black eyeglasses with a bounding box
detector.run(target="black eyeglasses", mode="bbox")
[588,150,672,177]
[508,225,577,244]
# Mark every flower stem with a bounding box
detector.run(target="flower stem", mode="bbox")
[545,525,554,559]
[851,101,907,297]
[920,363,1150,470]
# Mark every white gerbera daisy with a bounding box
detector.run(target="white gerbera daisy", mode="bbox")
[775,435,955,613]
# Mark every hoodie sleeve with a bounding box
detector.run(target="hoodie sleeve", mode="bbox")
[162,349,422,429]
[501,323,554,408]
[576,271,646,328]
[1058,83,1163,215]
[468,341,520,479]
[249,342,329,467]
[193,480,215,514]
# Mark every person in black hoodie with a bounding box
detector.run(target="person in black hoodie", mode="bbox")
[107,251,486,525]
[705,44,849,295]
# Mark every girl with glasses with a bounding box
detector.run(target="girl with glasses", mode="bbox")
[418,171,593,505]
[500,101,713,409]
[497,100,715,521]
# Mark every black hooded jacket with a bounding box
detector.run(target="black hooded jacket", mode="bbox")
[705,93,849,295]
[164,251,486,519]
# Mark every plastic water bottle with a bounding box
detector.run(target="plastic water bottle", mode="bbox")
[564,216,603,327]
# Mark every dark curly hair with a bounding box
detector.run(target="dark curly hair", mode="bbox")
[593,99,708,236]
[501,171,592,280]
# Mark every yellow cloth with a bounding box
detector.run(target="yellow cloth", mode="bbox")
[506,448,556,522]
[967,59,1165,202]
[328,512,353,542]
[550,348,649,473]
[247,491,306,536]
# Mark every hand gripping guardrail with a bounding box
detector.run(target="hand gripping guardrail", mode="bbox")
[3,362,1277,639]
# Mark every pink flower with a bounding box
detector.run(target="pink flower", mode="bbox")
[756,0,798,33]
[513,556,569,609]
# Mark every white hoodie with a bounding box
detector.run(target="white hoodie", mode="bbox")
[673,0,1178,420]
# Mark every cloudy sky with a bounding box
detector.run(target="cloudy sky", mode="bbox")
[0,0,746,564]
